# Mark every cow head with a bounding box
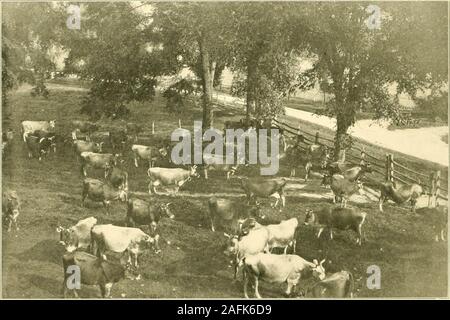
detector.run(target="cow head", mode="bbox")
[49,120,56,128]
[56,226,78,252]
[95,142,104,153]
[311,259,326,280]
[190,165,200,178]
[321,174,332,187]
[161,202,175,220]
[223,234,239,256]
[304,209,316,225]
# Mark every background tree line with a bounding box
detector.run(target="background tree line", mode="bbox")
[2,1,448,158]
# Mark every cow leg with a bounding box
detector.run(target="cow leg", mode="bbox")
[254,276,262,299]
[286,275,300,297]
[134,156,139,168]
[226,171,230,180]
[7,218,12,232]
[210,217,215,232]
[317,227,324,239]
[243,268,250,298]
[441,229,446,241]
[233,262,239,280]
[281,193,286,208]
[104,283,114,298]
[329,228,333,240]
[103,201,110,215]
[99,284,106,298]
[204,168,208,179]
[290,168,295,177]
[378,196,385,212]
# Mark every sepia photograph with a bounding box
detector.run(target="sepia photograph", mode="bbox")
[1,0,449,300]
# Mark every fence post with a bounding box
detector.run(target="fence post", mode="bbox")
[435,170,441,207]
[386,153,394,183]
[315,131,320,144]
[428,172,436,208]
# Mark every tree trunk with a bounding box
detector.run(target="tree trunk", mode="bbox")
[334,112,352,162]
[199,37,214,130]
[246,58,258,121]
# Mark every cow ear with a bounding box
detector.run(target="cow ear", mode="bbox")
[313,259,319,265]
[223,233,231,239]
[320,259,326,266]
[56,226,64,233]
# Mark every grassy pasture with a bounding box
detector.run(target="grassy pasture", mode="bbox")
[1,85,447,298]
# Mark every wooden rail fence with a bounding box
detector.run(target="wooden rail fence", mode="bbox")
[272,118,447,206]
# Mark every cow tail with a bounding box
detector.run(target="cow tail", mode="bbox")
[346,271,355,298]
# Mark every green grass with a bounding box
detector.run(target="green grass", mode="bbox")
[2,84,447,298]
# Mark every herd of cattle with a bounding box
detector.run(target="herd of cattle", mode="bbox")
[1,117,448,299]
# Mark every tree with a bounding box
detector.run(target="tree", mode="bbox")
[61,2,160,119]
[228,2,302,120]
[291,2,448,159]
[152,2,232,129]
[2,3,64,109]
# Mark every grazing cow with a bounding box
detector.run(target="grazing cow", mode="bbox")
[73,140,103,156]
[239,177,287,210]
[243,253,326,298]
[203,154,238,179]
[21,120,55,142]
[25,135,53,160]
[62,251,126,298]
[57,217,98,252]
[242,218,300,254]
[106,166,128,193]
[416,206,448,242]
[109,129,127,154]
[81,178,127,214]
[126,198,174,253]
[131,144,168,168]
[224,227,271,280]
[304,207,367,245]
[147,166,198,194]
[323,174,364,207]
[90,224,155,268]
[305,271,354,298]
[2,191,20,232]
[305,144,330,181]
[378,181,424,212]
[80,152,118,177]
[208,197,261,234]
[126,122,142,142]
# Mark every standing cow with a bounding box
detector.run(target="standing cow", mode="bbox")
[208,197,261,234]
[239,177,287,210]
[304,207,367,245]
[126,198,174,253]
[90,224,155,268]
[81,178,127,214]
[243,253,326,298]
[147,166,198,194]
[62,251,127,298]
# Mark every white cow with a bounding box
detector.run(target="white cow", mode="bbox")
[21,120,55,142]
[90,224,155,268]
